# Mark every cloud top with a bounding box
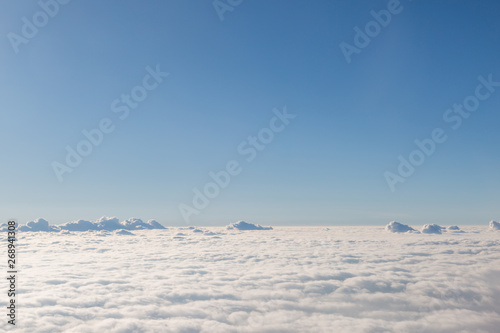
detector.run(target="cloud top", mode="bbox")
[421,224,444,234]
[227,221,273,230]
[385,221,417,233]
[490,220,500,230]
[59,219,98,231]
[9,217,165,232]
[19,218,60,232]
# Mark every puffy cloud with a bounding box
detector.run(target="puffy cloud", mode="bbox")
[446,225,465,233]
[15,217,165,232]
[113,230,135,236]
[227,221,273,230]
[421,224,444,234]
[96,216,123,231]
[59,219,97,231]
[490,220,500,230]
[385,221,417,233]
[19,218,60,232]
[121,217,165,230]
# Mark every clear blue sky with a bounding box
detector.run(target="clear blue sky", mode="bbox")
[1,0,499,226]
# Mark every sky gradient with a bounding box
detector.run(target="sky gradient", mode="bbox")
[1,0,499,226]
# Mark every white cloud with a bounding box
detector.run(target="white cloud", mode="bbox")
[113,230,135,236]
[18,218,60,232]
[421,224,444,234]
[226,220,273,230]
[58,219,97,232]
[8,216,166,232]
[385,221,417,233]
[490,220,500,230]
[11,225,500,332]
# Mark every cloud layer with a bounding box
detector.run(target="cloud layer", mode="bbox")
[10,225,500,332]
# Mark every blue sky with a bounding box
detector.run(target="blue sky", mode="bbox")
[1,0,499,226]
